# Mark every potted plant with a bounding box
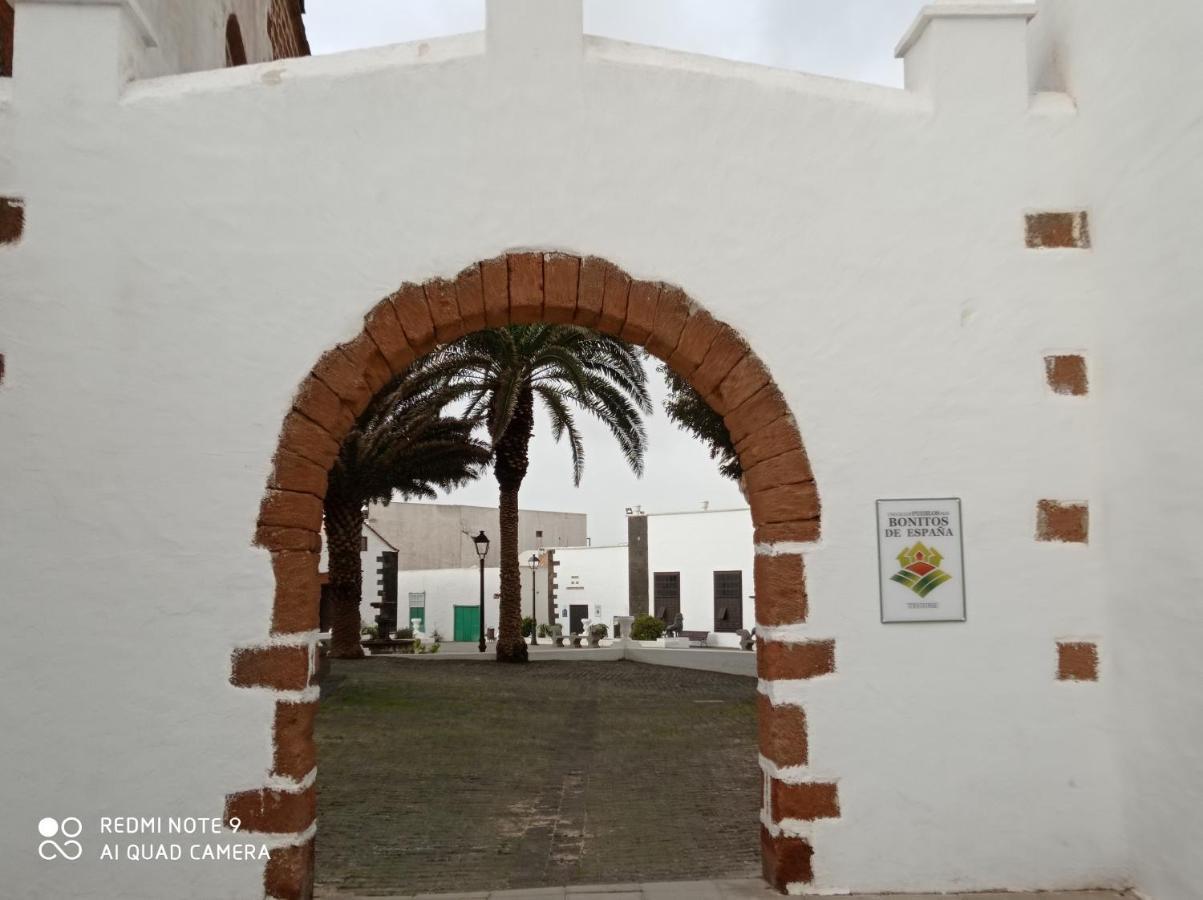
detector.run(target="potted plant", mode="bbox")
[588,622,608,647]
[630,614,666,642]
[521,616,536,643]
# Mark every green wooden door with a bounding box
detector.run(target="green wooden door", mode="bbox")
[453,605,479,642]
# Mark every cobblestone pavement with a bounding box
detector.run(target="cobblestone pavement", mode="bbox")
[315,880,1130,900]
[314,659,760,897]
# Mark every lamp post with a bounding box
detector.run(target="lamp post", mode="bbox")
[472,530,489,653]
[527,553,541,646]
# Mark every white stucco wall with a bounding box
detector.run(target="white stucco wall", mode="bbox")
[646,508,754,635]
[387,564,502,640]
[1,1,1200,898]
[551,544,629,630]
[1024,5,1203,898]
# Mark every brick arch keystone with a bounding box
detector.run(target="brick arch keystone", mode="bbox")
[228,253,833,898]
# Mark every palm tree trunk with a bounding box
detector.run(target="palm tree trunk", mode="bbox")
[493,383,535,663]
[325,488,366,659]
[496,484,527,662]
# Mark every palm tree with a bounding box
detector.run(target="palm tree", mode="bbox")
[422,326,651,662]
[657,363,742,482]
[325,370,491,659]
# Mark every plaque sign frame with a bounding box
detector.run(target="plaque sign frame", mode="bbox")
[876,498,967,624]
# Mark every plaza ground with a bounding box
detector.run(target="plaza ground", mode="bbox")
[314,659,761,896]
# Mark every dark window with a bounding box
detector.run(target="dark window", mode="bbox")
[1,1,14,78]
[713,571,743,632]
[359,535,368,552]
[225,14,248,67]
[653,571,681,625]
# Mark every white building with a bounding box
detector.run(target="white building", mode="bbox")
[4,2,1203,898]
[318,501,585,639]
[645,507,753,643]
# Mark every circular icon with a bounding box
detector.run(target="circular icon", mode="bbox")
[60,817,83,838]
[37,818,58,838]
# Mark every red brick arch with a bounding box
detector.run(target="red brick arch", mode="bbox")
[228,253,834,898]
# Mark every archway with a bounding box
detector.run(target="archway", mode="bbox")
[227,253,834,898]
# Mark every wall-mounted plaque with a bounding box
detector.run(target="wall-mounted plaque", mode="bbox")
[876,498,966,623]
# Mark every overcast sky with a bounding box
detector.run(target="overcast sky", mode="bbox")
[303,2,924,545]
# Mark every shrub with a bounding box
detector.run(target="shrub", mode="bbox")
[396,626,414,640]
[430,629,443,643]
[429,642,441,654]
[360,625,378,639]
[537,623,553,638]
[521,616,536,638]
[630,614,665,641]
[589,622,608,639]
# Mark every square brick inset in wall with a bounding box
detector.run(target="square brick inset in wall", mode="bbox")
[1045,354,1089,396]
[1026,211,1091,249]
[1057,641,1099,681]
[1036,499,1089,544]
[0,197,24,245]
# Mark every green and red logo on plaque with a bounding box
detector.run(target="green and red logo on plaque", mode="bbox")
[890,542,953,598]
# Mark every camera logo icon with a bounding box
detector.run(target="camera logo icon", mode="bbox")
[38,817,83,861]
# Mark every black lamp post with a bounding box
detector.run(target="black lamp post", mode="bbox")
[527,553,541,646]
[472,530,489,653]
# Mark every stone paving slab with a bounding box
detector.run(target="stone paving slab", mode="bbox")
[317,880,1130,899]
[315,660,760,896]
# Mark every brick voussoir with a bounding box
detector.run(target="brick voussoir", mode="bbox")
[224,784,316,834]
[268,448,328,498]
[507,252,545,324]
[718,354,771,413]
[690,328,749,396]
[254,526,320,553]
[735,413,803,470]
[454,263,488,332]
[359,346,394,394]
[390,282,438,353]
[543,253,581,324]
[755,518,821,546]
[291,376,343,434]
[744,448,814,496]
[573,256,609,327]
[278,411,341,468]
[259,489,324,532]
[480,256,511,327]
[666,308,721,377]
[620,280,660,344]
[424,277,464,342]
[597,263,632,334]
[312,345,371,415]
[363,298,416,373]
[645,286,691,359]
[726,384,790,446]
[750,480,820,526]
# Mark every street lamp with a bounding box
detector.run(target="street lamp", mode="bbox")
[527,553,541,646]
[472,530,489,653]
